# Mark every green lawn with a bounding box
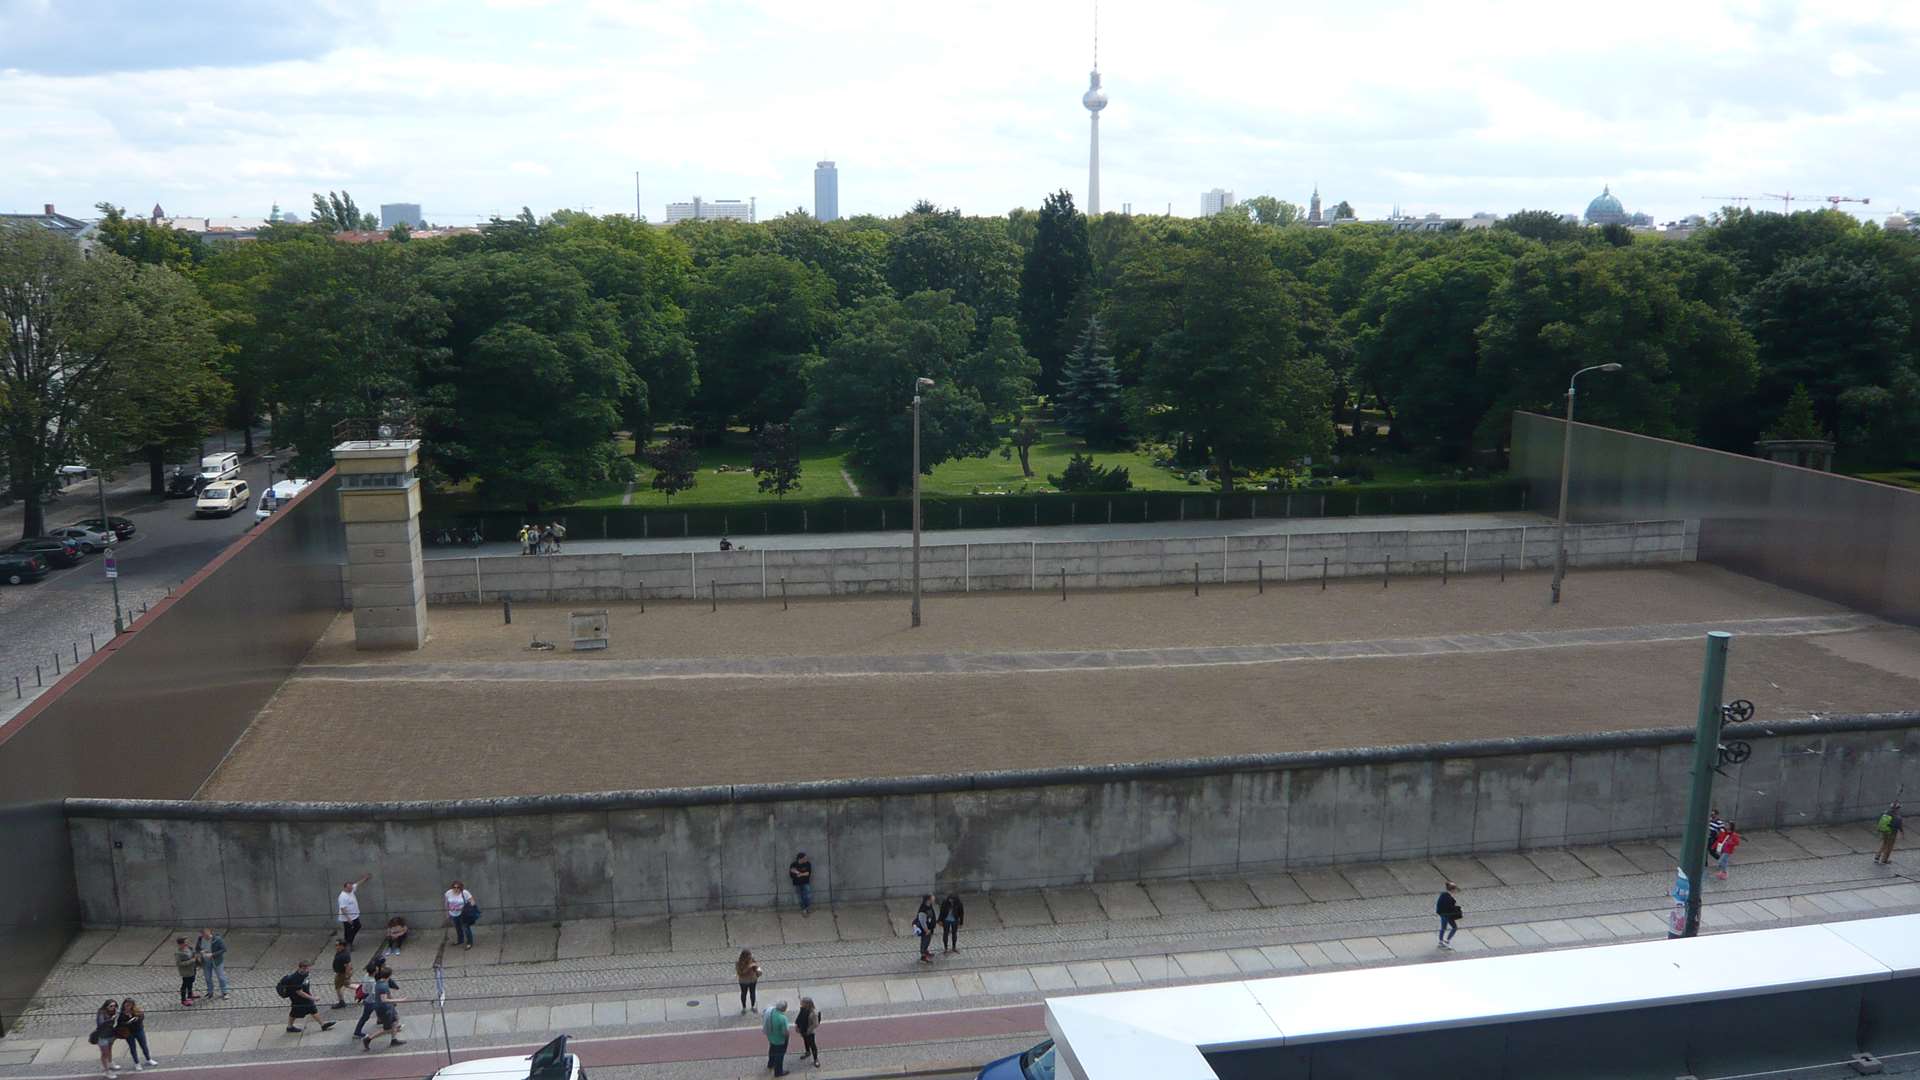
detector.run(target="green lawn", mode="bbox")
[917,427,1198,495]
[1855,470,1920,492]
[578,438,856,508]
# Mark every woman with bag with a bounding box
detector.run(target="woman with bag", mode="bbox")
[445,880,478,949]
[90,999,118,1077]
[938,894,965,954]
[736,949,762,1013]
[794,996,823,1068]
[116,999,157,1070]
[1713,822,1743,880]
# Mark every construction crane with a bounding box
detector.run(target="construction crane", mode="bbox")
[1824,195,1871,208]
[1702,195,1755,205]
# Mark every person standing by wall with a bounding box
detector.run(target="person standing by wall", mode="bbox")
[938,894,965,954]
[762,1000,791,1077]
[789,852,813,916]
[912,895,936,964]
[337,872,371,947]
[90,999,119,1076]
[330,940,354,1008]
[1875,802,1904,865]
[794,995,822,1068]
[116,999,156,1070]
[1435,882,1463,950]
[736,949,762,1013]
[1712,821,1743,880]
[173,937,199,1006]
[445,880,477,948]
[197,929,229,1000]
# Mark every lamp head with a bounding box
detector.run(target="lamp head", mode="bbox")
[1599,363,1623,372]
[916,377,935,388]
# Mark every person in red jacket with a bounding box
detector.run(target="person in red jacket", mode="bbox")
[1712,822,1742,880]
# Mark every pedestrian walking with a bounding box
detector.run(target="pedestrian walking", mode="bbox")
[736,949,762,1013]
[362,966,407,1052]
[1435,881,1463,950]
[196,928,229,999]
[1875,802,1904,864]
[912,895,936,964]
[794,996,822,1068]
[445,880,478,948]
[548,521,566,553]
[788,852,813,915]
[1712,821,1743,880]
[331,940,354,1008]
[337,871,371,946]
[89,999,119,1076]
[1706,807,1726,849]
[172,936,199,1005]
[763,1000,791,1077]
[517,525,531,556]
[276,961,338,1034]
[938,893,965,954]
[115,999,157,1070]
[350,961,387,1040]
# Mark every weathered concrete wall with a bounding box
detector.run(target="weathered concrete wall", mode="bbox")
[66,712,1916,928]
[417,519,1695,604]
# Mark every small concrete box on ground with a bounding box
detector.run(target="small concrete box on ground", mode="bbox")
[570,610,609,651]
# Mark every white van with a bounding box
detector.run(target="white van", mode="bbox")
[195,480,250,517]
[255,478,311,521]
[198,452,241,483]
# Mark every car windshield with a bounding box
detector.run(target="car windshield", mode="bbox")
[1022,1040,1056,1080]
[202,489,230,499]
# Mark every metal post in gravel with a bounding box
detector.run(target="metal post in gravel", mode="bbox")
[1322,556,1328,590]
[639,581,645,614]
[1500,554,1506,582]
[1060,567,1067,601]
[710,580,717,613]
[1193,562,1200,596]
[1383,555,1391,588]
[52,653,59,676]
[14,676,19,698]
[1443,552,1449,585]
[35,665,42,687]
[1258,560,1264,594]
[781,578,788,611]
[502,595,512,625]
[73,642,80,664]
[89,632,97,654]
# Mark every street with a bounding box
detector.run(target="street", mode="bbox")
[0,444,278,721]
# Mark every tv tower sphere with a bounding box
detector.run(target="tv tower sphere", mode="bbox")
[1083,71,1107,112]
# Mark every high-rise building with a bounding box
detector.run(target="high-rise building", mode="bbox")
[814,161,839,222]
[1308,185,1323,223]
[664,197,755,223]
[1200,189,1236,217]
[1082,9,1106,215]
[380,203,424,229]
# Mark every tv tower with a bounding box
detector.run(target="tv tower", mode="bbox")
[1082,2,1107,215]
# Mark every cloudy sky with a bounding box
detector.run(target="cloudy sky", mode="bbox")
[3,0,1916,226]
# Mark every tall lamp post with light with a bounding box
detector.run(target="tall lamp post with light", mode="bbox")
[95,471,124,633]
[910,377,935,628]
[1550,362,1623,604]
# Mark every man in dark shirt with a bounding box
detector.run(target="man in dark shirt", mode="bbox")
[1436,882,1463,950]
[331,940,353,1007]
[789,852,813,916]
[282,961,337,1034]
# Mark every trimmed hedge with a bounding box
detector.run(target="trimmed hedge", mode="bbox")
[425,479,1529,542]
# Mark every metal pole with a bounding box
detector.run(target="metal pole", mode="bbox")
[781,578,788,611]
[1383,555,1390,588]
[1257,560,1263,594]
[502,595,512,624]
[1551,384,1575,604]
[1193,562,1200,596]
[1500,554,1506,582]
[1060,567,1066,601]
[1322,556,1328,590]
[1443,552,1448,585]
[97,472,123,632]
[911,386,923,628]
[1673,631,1731,939]
[638,581,645,613]
[710,580,717,613]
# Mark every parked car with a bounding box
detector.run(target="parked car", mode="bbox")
[72,515,136,540]
[0,552,48,585]
[57,464,92,483]
[194,480,250,517]
[45,523,116,552]
[978,1038,1055,1080]
[4,537,83,568]
[428,1036,583,1079]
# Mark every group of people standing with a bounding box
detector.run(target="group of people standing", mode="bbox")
[88,999,157,1075]
[735,951,823,1077]
[517,522,568,555]
[169,929,229,1006]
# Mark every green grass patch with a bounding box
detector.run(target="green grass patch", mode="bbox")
[918,427,1199,496]
[585,437,855,508]
[1855,470,1920,492]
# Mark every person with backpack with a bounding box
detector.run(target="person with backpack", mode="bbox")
[172,936,200,1006]
[197,928,229,999]
[1875,802,1904,865]
[278,961,337,1034]
[116,999,157,1070]
[938,893,965,954]
[89,999,119,1077]
[445,879,478,948]
[912,895,936,964]
[1712,821,1743,880]
[330,940,354,1008]
[1436,881,1464,950]
[362,965,407,1052]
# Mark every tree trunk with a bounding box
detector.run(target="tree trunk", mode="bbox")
[1216,450,1236,494]
[147,444,166,495]
[1017,445,1033,477]
[20,488,44,540]
[242,423,255,457]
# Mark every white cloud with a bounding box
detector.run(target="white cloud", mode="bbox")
[3,0,1918,225]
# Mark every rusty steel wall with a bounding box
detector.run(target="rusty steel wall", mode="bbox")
[1512,412,1920,625]
[0,471,343,1033]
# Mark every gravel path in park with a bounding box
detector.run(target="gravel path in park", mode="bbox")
[199,566,1920,801]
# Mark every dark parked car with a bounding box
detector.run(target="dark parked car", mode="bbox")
[72,515,136,540]
[0,552,48,585]
[165,469,204,498]
[5,537,83,568]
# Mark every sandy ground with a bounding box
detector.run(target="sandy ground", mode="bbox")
[197,567,1920,801]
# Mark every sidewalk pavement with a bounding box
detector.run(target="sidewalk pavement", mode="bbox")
[4,824,1915,1075]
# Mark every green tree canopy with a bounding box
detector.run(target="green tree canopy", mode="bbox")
[1016,190,1092,393]
[688,253,838,431]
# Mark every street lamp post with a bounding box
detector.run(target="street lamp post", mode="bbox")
[95,471,124,633]
[910,377,935,628]
[1550,362,1623,604]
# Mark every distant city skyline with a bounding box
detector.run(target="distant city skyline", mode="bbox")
[1,1,1911,225]
[813,161,838,222]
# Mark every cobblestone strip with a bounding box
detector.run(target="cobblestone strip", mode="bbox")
[291,613,1881,683]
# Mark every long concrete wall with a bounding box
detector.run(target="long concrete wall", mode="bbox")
[0,472,343,1032]
[1512,411,1920,625]
[66,712,1918,929]
[417,520,1694,604]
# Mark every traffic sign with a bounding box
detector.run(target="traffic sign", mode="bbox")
[103,555,117,580]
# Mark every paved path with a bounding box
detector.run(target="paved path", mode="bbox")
[290,612,1879,683]
[6,825,1916,1077]
[426,511,1551,560]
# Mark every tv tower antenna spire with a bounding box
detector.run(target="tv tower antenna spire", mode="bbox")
[1083,0,1107,215]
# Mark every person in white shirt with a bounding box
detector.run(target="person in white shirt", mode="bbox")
[444,880,477,949]
[338,872,371,947]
